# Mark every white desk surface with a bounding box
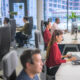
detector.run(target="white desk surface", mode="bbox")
[59,33,80,44]
[55,52,80,80]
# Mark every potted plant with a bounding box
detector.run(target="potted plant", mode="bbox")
[19,5,22,9]
[68,12,80,39]
[9,11,18,19]
[68,12,79,22]
[10,11,18,16]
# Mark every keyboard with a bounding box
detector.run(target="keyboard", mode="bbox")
[71,55,80,61]
[71,55,80,65]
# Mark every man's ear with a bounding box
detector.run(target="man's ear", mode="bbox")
[25,62,31,69]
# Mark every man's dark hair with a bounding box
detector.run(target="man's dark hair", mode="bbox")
[23,16,28,21]
[4,17,9,23]
[55,17,59,22]
[20,49,40,69]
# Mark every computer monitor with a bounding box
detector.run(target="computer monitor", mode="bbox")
[72,22,78,33]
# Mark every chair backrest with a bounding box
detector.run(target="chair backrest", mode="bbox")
[35,30,41,48]
[41,21,47,50]
[9,19,16,41]
[2,50,18,80]
[41,20,44,37]
[0,26,11,61]
[28,17,33,36]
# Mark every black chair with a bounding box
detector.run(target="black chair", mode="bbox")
[9,19,16,48]
[9,19,16,42]
[35,30,41,48]
[41,20,47,50]
[0,26,11,78]
[0,26,11,61]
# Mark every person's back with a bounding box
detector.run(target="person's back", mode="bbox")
[21,22,30,35]
[51,18,60,34]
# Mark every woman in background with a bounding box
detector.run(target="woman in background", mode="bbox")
[43,21,51,49]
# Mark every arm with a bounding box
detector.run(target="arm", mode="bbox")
[47,31,51,41]
[19,24,26,32]
[52,45,66,65]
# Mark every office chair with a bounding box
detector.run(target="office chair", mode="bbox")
[0,26,11,79]
[35,30,41,48]
[0,26,11,62]
[41,20,47,50]
[9,19,16,48]
[46,65,60,80]
[0,50,18,80]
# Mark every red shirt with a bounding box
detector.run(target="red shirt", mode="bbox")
[46,42,66,67]
[43,28,51,46]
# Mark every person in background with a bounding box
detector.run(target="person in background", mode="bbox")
[16,16,29,47]
[3,17,10,26]
[17,16,29,34]
[16,49,43,80]
[51,18,60,34]
[46,30,76,80]
[43,21,52,49]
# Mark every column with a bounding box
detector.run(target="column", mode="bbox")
[37,0,44,30]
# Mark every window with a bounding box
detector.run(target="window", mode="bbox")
[58,5,61,8]
[74,3,79,6]
[70,7,72,10]
[44,0,80,30]
[54,4,57,7]
[49,0,53,1]
[49,8,52,11]
[49,3,52,7]
[69,3,72,6]
[53,0,57,2]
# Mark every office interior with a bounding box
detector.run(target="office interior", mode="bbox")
[0,0,80,80]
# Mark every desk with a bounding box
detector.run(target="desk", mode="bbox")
[55,52,80,80]
[16,27,22,33]
[59,33,80,54]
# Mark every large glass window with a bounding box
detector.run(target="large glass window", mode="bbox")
[44,0,80,31]
[1,0,9,25]
[44,0,67,30]
[27,0,37,28]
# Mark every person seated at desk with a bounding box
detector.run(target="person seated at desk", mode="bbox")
[51,18,60,34]
[43,21,51,48]
[16,16,29,47]
[3,17,10,26]
[46,30,76,79]
[16,49,43,80]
